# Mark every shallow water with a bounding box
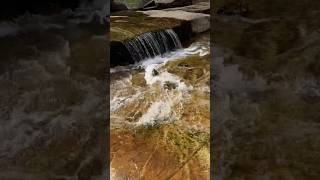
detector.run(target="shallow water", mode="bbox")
[110,33,210,179]
[111,36,209,125]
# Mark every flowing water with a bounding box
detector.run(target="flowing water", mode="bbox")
[110,30,210,179]
[0,0,108,178]
[124,29,182,62]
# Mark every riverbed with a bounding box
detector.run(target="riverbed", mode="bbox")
[110,28,210,179]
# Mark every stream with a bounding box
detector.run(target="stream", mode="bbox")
[110,28,210,179]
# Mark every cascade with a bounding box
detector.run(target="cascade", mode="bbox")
[124,29,182,62]
[110,29,182,66]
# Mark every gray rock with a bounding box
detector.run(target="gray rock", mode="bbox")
[152,69,159,76]
[141,10,210,33]
[113,0,144,9]
[155,0,193,9]
[163,1,210,14]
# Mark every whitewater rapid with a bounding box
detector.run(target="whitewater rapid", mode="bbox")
[110,40,209,127]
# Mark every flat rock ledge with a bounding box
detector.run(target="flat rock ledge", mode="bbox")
[140,10,210,33]
[162,1,210,14]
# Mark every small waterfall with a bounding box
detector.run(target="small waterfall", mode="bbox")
[124,29,182,62]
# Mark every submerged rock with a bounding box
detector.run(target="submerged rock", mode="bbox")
[132,72,147,87]
[152,69,159,76]
[163,81,177,90]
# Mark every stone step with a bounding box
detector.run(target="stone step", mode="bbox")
[110,9,210,66]
[140,10,210,33]
[110,11,184,42]
[162,1,210,14]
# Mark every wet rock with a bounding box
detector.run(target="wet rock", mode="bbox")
[110,11,191,66]
[163,81,177,90]
[132,73,147,87]
[165,54,210,85]
[152,69,159,76]
[110,32,210,179]
[111,125,209,179]
[110,11,182,42]
[178,62,190,67]
[110,41,134,66]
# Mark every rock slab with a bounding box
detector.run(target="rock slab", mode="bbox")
[141,10,210,33]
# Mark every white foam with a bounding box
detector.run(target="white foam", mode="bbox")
[135,42,210,92]
[144,64,191,91]
[136,41,209,68]
[111,92,141,112]
[110,66,132,74]
[135,100,172,126]
[111,41,209,128]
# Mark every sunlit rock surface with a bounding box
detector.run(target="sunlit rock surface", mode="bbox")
[110,32,210,179]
